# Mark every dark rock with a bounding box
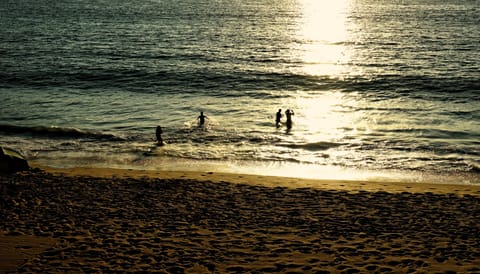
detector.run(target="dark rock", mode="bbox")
[0,146,29,174]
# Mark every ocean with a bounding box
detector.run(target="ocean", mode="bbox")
[1,0,479,184]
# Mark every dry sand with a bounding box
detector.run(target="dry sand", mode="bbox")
[1,166,480,273]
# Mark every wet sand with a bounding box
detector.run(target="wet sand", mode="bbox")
[1,166,480,273]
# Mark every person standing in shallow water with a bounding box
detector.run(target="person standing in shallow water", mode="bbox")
[155,125,164,146]
[285,109,294,129]
[275,109,282,128]
[198,112,207,127]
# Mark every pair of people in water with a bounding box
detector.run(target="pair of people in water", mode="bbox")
[276,109,294,129]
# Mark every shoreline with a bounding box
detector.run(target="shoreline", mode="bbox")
[35,164,480,196]
[29,156,480,186]
[2,165,480,272]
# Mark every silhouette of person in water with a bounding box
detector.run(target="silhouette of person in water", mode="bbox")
[285,109,294,129]
[275,109,282,128]
[155,125,164,146]
[197,112,207,127]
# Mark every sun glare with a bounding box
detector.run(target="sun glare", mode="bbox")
[293,92,357,141]
[295,0,353,76]
[286,1,358,142]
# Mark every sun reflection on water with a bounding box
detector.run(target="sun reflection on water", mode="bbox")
[294,0,354,77]
[291,92,360,142]
[298,0,350,43]
[284,0,361,148]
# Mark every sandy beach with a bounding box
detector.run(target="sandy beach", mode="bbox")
[1,166,480,273]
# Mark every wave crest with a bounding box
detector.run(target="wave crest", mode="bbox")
[277,141,343,151]
[0,124,124,141]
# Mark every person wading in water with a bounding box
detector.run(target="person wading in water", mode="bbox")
[198,111,207,127]
[155,125,164,146]
[275,109,282,128]
[285,109,294,130]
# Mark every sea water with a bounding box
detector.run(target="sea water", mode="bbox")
[1,0,479,183]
